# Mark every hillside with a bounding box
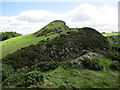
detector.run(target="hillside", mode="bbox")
[2,27,109,69]
[1,20,120,88]
[1,33,60,59]
[1,22,119,59]
[1,22,117,59]
[1,20,69,59]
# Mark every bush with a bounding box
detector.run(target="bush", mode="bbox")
[66,31,71,34]
[80,50,89,56]
[1,32,22,41]
[24,71,43,87]
[61,61,71,69]
[83,58,103,71]
[57,30,62,34]
[105,51,120,63]
[110,61,120,70]
[2,64,14,81]
[31,61,58,72]
[46,38,49,40]
[60,34,66,37]
[3,73,24,87]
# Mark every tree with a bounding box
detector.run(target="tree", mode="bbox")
[0,31,22,41]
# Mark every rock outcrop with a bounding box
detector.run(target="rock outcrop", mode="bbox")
[69,52,104,70]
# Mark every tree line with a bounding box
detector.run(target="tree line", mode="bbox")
[0,31,22,41]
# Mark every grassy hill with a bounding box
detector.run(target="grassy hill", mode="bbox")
[1,21,119,59]
[1,20,70,59]
[1,33,61,59]
[2,27,109,69]
[1,20,120,88]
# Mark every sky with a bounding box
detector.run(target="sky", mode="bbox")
[0,1,118,35]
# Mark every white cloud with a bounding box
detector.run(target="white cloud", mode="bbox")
[0,3,118,34]
[16,10,56,22]
[64,4,118,33]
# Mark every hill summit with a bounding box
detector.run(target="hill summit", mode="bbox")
[34,20,69,36]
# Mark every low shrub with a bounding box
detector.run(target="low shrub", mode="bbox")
[31,61,59,72]
[3,73,24,87]
[24,71,43,87]
[105,51,120,63]
[61,61,71,69]
[2,64,14,81]
[110,61,120,70]
[66,31,71,34]
[80,50,89,56]
[60,34,66,37]
[83,58,103,71]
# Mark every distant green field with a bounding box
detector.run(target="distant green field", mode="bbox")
[102,33,119,36]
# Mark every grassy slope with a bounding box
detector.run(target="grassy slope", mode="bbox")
[1,20,67,59]
[42,68,119,88]
[40,58,119,88]
[0,33,60,58]
[1,28,77,59]
[2,57,119,88]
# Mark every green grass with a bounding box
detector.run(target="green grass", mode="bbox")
[0,33,60,59]
[44,20,65,30]
[102,33,120,36]
[42,67,119,88]
[40,58,119,88]
[35,57,118,88]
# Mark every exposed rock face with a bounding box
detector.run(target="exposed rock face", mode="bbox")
[69,52,104,69]
[76,52,104,61]
[70,60,83,69]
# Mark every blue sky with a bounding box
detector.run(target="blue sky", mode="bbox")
[1,2,117,16]
[0,1,118,34]
[1,2,80,16]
